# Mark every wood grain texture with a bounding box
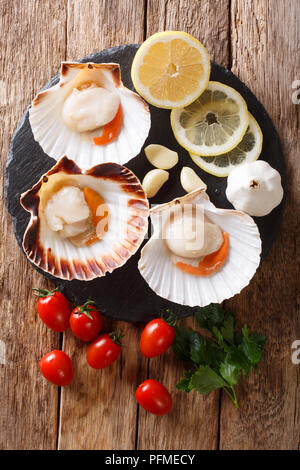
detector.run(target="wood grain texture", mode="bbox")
[57,0,147,450]
[58,322,143,449]
[146,0,230,66]
[66,0,146,59]
[1,0,299,451]
[136,0,229,450]
[0,0,67,450]
[220,0,300,450]
[136,317,220,450]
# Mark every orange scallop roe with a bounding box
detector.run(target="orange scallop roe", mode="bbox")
[176,232,229,277]
[93,104,123,146]
[83,187,109,246]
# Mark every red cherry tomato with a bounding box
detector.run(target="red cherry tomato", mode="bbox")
[136,379,172,416]
[70,301,103,341]
[40,350,74,386]
[87,330,123,369]
[33,288,71,332]
[140,317,175,358]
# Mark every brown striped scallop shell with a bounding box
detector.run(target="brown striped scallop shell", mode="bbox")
[20,156,149,281]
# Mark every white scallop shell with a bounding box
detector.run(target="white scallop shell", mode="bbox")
[20,157,149,281]
[138,189,261,307]
[29,62,151,168]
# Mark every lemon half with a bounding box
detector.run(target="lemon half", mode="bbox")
[190,113,263,177]
[171,81,249,156]
[131,31,211,109]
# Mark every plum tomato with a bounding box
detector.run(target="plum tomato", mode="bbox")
[40,350,74,386]
[87,329,123,369]
[140,316,175,358]
[70,301,103,341]
[136,379,172,415]
[33,288,71,332]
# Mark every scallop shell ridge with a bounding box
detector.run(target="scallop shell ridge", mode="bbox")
[29,62,151,168]
[138,189,261,307]
[21,156,149,281]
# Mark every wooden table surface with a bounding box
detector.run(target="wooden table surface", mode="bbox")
[0,0,299,450]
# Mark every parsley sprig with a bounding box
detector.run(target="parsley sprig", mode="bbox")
[173,304,265,408]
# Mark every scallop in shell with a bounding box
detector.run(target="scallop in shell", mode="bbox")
[20,156,149,281]
[29,62,151,168]
[138,189,261,307]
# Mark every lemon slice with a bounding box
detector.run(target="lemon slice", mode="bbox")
[171,81,249,156]
[190,113,263,177]
[131,31,211,109]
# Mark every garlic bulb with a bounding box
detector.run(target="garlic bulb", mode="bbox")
[226,160,284,217]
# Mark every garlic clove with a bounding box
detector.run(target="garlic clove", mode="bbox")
[142,169,169,198]
[145,144,178,169]
[180,166,207,193]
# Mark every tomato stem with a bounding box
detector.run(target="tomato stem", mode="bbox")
[74,300,96,320]
[109,328,124,346]
[162,309,177,327]
[32,287,58,298]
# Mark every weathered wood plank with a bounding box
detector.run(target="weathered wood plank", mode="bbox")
[220,0,300,450]
[136,0,230,450]
[3,0,298,451]
[0,0,67,449]
[58,323,143,449]
[66,0,146,60]
[57,0,146,450]
[136,317,220,450]
[146,0,230,66]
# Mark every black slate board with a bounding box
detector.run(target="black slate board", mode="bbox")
[5,44,286,323]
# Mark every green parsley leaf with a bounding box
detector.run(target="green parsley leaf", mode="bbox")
[220,314,235,344]
[174,304,266,408]
[212,326,232,352]
[194,303,226,331]
[207,340,227,368]
[176,370,194,392]
[173,325,191,361]
[240,325,263,366]
[219,359,241,386]
[189,331,208,365]
[190,366,227,394]
[227,349,252,377]
[250,332,266,349]
[234,331,243,346]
